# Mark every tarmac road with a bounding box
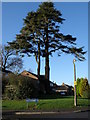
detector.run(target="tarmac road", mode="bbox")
[2,110,90,120]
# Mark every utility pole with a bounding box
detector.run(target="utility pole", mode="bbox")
[73,59,77,106]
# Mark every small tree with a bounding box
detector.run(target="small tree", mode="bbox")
[79,78,89,98]
[77,78,89,98]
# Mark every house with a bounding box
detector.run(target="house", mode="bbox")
[20,71,46,94]
[20,70,74,95]
[20,71,56,94]
[20,70,40,92]
[52,82,74,95]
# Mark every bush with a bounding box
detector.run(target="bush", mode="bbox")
[76,78,89,98]
[18,76,39,99]
[3,74,39,100]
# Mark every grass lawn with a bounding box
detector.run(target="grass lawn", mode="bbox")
[2,96,90,111]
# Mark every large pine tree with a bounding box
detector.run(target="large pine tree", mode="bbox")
[8,2,86,93]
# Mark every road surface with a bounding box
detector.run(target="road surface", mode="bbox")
[2,110,90,120]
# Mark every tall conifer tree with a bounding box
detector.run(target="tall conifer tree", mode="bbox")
[8,2,86,93]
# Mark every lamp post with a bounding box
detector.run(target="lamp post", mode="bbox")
[73,59,77,106]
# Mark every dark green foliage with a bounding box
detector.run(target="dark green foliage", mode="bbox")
[36,2,86,60]
[8,1,86,69]
[76,78,81,96]
[3,74,39,100]
[18,76,39,99]
[76,78,89,98]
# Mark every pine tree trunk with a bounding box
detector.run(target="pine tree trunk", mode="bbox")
[45,27,50,94]
[45,53,50,94]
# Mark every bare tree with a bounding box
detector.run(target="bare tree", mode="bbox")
[0,45,23,73]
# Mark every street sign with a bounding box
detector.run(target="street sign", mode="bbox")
[26,98,39,103]
[26,98,39,109]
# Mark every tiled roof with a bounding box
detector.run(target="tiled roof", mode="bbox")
[21,70,38,80]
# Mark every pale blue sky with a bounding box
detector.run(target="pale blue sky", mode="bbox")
[2,2,88,86]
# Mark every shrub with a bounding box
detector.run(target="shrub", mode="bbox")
[19,75,39,99]
[76,78,89,98]
[4,74,39,100]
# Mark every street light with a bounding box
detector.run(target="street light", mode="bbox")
[73,59,77,106]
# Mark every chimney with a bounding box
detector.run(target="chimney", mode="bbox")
[62,83,64,86]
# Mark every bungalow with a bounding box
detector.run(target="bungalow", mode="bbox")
[1,69,74,96]
[20,70,74,95]
[20,71,56,94]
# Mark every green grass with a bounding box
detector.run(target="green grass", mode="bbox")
[2,96,90,111]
